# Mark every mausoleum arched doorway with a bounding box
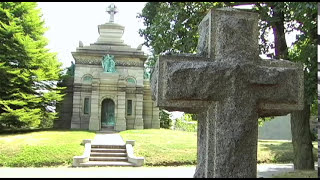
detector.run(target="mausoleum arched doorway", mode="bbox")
[101,98,115,129]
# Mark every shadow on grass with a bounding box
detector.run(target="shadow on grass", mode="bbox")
[146,161,196,167]
[273,170,317,178]
[258,141,318,164]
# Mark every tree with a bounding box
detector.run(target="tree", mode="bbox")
[0,2,64,129]
[138,2,227,55]
[255,2,317,170]
[159,109,172,129]
[138,2,317,170]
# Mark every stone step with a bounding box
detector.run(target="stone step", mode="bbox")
[91,148,126,153]
[90,152,127,157]
[89,157,128,162]
[91,145,126,149]
[80,161,134,167]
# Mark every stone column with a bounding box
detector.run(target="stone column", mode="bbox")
[194,111,208,178]
[134,93,144,129]
[206,95,258,178]
[88,82,100,131]
[70,91,81,129]
[151,102,160,129]
[115,91,126,131]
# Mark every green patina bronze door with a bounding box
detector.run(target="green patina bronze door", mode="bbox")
[101,99,115,128]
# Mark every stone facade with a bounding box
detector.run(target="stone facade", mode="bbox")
[55,7,159,131]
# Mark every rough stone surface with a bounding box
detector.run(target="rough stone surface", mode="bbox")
[151,8,304,178]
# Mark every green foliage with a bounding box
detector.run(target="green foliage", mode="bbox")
[139,3,317,134]
[174,113,197,132]
[256,2,317,107]
[138,2,226,54]
[159,109,172,129]
[0,2,64,129]
[65,61,75,77]
[310,98,317,116]
[144,52,158,80]
[258,117,273,127]
[175,119,197,132]
[289,38,317,105]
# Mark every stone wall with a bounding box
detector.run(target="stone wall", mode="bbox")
[67,63,159,131]
[143,80,160,129]
[258,115,292,140]
[54,76,74,129]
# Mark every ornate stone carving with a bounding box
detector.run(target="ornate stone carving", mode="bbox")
[75,57,144,67]
[102,54,116,72]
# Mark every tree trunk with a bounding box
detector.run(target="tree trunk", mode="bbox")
[290,102,315,170]
[267,2,314,170]
[269,2,288,59]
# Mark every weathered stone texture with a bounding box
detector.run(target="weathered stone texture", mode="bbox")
[151,8,304,178]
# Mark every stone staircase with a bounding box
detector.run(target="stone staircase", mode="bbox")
[73,133,144,167]
[80,144,135,167]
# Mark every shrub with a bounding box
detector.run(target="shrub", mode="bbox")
[174,114,197,132]
[159,109,172,129]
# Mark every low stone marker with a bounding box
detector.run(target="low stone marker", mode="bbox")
[151,8,304,178]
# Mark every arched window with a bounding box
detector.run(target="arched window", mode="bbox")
[126,77,136,85]
[82,75,92,83]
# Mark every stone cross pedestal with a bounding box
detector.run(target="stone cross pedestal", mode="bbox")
[151,8,304,178]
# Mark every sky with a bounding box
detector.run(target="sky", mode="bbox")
[37,2,148,69]
[37,2,298,69]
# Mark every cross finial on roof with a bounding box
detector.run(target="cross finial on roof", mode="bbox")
[106,3,118,23]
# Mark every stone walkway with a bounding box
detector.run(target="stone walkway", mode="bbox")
[0,164,317,178]
[91,131,125,145]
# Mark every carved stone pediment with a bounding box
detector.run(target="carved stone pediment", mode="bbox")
[73,54,144,67]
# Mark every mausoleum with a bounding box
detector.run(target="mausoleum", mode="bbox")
[55,4,160,131]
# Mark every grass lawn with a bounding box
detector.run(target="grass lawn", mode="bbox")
[0,130,96,167]
[0,128,317,168]
[120,129,318,166]
[258,140,318,164]
[273,170,318,178]
[120,129,197,166]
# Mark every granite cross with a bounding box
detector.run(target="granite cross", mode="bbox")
[106,3,118,23]
[151,8,304,178]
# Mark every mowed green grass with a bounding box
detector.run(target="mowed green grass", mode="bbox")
[120,129,318,166]
[120,129,198,166]
[273,170,318,178]
[0,129,318,167]
[0,130,96,167]
[258,140,318,164]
